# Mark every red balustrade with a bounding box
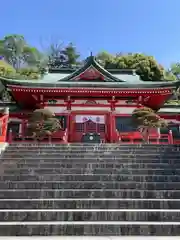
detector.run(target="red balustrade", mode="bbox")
[117,130,173,144]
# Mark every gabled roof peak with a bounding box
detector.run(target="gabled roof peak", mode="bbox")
[58,55,126,82]
[82,56,137,76]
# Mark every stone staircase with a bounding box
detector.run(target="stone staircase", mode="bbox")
[0,143,179,236]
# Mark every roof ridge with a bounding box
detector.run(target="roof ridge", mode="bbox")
[57,56,126,82]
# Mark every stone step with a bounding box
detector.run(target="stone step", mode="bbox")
[4,148,180,152]
[3,162,180,169]
[2,154,180,160]
[8,143,179,147]
[4,145,180,150]
[1,174,179,182]
[0,209,180,222]
[7,143,169,147]
[2,160,180,167]
[5,150,179,155]
[0,198,179,209]
[0,189,179,199]
[3,150,180,154]
[0,222,179,236]
[8,144,180,149]
[2,156,168,162]
[8,163,180,170]
[2,155,180,161]
[0,181,179,190]
[1,155,180,160]
[5,148,180,152]
[3,168,180,175]
[8,149,173,153]
[3,143,180,236]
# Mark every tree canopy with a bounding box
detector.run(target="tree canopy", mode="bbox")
[132,107,168,142]
[96,52,166,81]
[0,59,16,77]
[0,34,45,79]
[47,41,80,67]
[61,43,80,66]
[167,63,180,80]
[0,33,179,83]
[132,107,167,128]
[26,109,62,140]
[0,34,42,69]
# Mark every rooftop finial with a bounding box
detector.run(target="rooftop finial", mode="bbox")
[90,51,93,57]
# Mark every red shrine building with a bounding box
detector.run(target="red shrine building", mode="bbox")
[0,55,180,143]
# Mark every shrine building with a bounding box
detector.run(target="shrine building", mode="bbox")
[0,55,180,143]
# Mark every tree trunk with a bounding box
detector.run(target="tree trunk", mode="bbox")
[139,127,160,143]
[138,126,149,143]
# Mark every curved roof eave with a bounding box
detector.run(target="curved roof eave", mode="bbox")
[1,77,180,89]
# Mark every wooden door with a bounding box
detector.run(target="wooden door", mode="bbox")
[71,114,106,142]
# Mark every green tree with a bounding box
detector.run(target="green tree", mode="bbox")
[164,69,177,81]
[16,67,40,79]
[97,52,165,81]
[164,63,180,103]
[0,34,42,69]
[0,60,16,77]
[96,51,114,67]
[169,63,180,80]
[46,40,80,67]
[27,109,62,140]
[61,43,80,66]
[132,107,167,142]
[46,40,64,60]
[45,40,68,68]
[0,60,16,97]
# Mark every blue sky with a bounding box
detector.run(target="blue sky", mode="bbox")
[1,0,180,67]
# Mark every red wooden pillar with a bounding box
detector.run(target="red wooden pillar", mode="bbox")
[111,113,116,143]
[107,112,116,143]
[108,97,117,143]
[65,96,73,143]
[67,111,72,142]
[108,112,112,143]
[106,112,110,143]
[137,96,143,107]
[2,108,9,142]
[108,96,117,111]
[65,96,74,111]
[169,130,173,144]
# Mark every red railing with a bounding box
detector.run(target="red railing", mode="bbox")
[8,129,68,144]
[6,128,178,145]
[117,130,173,144]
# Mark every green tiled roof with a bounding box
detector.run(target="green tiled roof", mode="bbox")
[112,73,142,83]
[40,73,69,82]
[1,77,179,89]
[0,55,180,89]
[25,71,142,84]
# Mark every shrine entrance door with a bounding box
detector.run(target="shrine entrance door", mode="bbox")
[70,113,107,143]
